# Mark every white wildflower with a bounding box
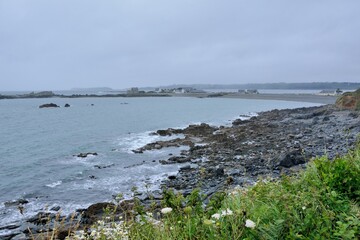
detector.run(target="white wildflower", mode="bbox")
[302,206,306,210]
[245,219,256,229]
[211,213,221,219]
[161,207,173,214]
[221,208,233,216]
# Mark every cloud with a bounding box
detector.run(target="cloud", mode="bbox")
[0,0,359,90]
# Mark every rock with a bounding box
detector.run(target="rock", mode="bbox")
[180,164,191,170]
[64,103,70,107]
[80,202,116,225]
[156,129,172,136]
[27,212,55,225]
[0,232,21,240]
[132,149,143,154]
[323,116,330,121]
[215,167,225,177]
[0,224,20,232]
[50,206,61,211]
[75,152,98,158]
[39,103,59,108]
[4,199,29,207]
[168,175,177,180]
[276,150,306,168]
[94,163,115,169]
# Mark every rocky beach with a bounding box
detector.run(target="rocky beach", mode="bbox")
[2,101,360,239]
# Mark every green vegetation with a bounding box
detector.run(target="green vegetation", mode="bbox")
[336,88,360,110]
[69,145,360,240]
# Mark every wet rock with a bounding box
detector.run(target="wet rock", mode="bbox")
[27,212,55,225]
[75,152,98,158]
[132,149,143,154]
[4,199,29,207]
[50,206,61,211]
[39,103,59,108]
[80,202,116,225]
[94,163,115,169]
[64,103,70,107]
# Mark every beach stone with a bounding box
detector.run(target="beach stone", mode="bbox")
[64,103,70,107]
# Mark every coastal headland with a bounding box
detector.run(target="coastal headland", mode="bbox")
[2,99,359,239]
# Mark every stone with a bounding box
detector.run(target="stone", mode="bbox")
[276,150,306,168]
[64,103,70,107]
[75,152,98,158]
[39,103,59,108]
[4,199,29,207]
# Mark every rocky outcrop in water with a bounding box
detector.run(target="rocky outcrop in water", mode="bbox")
[75,152,98,158]
[39,103,60,108]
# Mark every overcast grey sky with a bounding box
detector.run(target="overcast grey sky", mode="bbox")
[1,1,359,90]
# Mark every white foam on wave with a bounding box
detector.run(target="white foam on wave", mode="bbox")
[46,180,62,188]
[0,198,90,228]
[117,131,185,153]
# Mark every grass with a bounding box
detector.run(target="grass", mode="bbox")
[66,144,360,240]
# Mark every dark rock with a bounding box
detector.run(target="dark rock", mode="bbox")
[27,212,55,225]
[323,116,330,121]
[215,167,225,177]
[64,103,70,107]
[94,163,115,169]
[168,175,176,180]
[39,103,59,108]
[157,129,172,136]
[50,206,61,211]
[0,224,20,231]
[4,199,29,207]
[132,149,143,154]
[75,152,98,158]
[0,232,20,240]
[276,150,306,168]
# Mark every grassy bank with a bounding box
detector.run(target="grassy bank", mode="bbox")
[69,145,360,240]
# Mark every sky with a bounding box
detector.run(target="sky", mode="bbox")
[0,0,360,91]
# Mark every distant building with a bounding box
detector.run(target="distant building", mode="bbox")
[127,87,139,94]
[319,89,343,96]
[238,89,259,94]
[246,89,259,94]
[27,91,55,97]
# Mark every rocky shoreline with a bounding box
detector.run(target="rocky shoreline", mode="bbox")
[2,104,360,239]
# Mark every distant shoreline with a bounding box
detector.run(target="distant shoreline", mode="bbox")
[0,92,337,105]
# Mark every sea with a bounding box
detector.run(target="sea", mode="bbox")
[0,95,320,228]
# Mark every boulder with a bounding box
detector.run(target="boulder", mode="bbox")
[64,103,70,107]
[39,103,59,108]
[4,198,29,207]
[276,150,306,168]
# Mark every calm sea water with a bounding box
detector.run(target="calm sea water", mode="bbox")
[0,97,319,226]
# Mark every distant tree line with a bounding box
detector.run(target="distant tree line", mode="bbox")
[159,82,360,90]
